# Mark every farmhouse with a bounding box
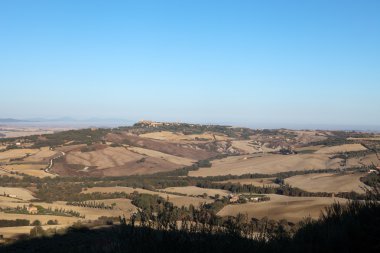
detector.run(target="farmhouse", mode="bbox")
[250,197,260,202]
[228,194,239,203]
[27,205,38,214]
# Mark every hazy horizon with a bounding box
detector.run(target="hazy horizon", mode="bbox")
[1,1,379,128]
[2,116,380,132]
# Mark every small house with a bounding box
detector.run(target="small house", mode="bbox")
[229,195,239,203]
[27,205,38,214]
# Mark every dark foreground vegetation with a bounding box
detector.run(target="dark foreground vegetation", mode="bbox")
[1,195,379,253]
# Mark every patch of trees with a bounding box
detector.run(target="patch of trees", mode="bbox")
[0,205,82,218]
[3,195,380,253]
[331,150,376,160]
[0,219,30,227]
[360,173,380,188]
[47,219,58,225]
[80,145,97,153]
[127,192,295,237]
[27,128,112,148]
[130,122,255,139]
[196,182,367,200]
[67,201,115,210]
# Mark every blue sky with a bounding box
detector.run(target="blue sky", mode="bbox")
[1,0,379,129]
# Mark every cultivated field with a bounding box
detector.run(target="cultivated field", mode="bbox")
[63,145,187,176]
[315,144,367,154]
[0,212,81,225]
[31,200,137,221]
[126,146,195,166]
[0,164,51,178]
[217,178,279,187]
[0,197,137,225]
[0,225,67,239]
[82,187,213,207]
[230,140,262,154]
[66,147,143,169]
[347,153,380,167]
[0,149,39,162]
[23,147,57,163]
[218,194,347,222]
[189,153,342,177]
[106,132,216,160]
[291,130,328,144]
[284,172,368,193]
[140,131,229,142]
[162,186,230,197]
[0,187,35,200]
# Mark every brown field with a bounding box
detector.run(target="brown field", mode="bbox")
[1,164,54,178]
[23,147,57,163]
[346,153,380,167]
[0,187,35,200]
[66,147,143,169]
[189,153,342,177]
[63,146,183,176]
[126,146,195,166]
[162,186,230,197]
[0,149,39,162]
[0,212,81,225]
[292,130,328,144]
[56,144,87,153]
[218,178,279,187]
[218,194,347,222]
[230,140,262,154]
[2,164,45,171]
[106,132,216,160]
[30,200,137,221]
[0,196,137,239]
[315,144,367,154]
[285,172,368,193]
[82,187,212,207]
[0,225,67,239]
[101,157,180,176]
[140,131,229,142]
[0,198,137,225]
[0,171,22,179]
[294,145,324,153]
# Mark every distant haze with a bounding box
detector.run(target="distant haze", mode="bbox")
[1,1,379,128]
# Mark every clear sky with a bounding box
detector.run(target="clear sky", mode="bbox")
[1,0,379,129]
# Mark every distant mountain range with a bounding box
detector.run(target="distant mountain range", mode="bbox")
[0,118,31,123]
[0,117,133,126]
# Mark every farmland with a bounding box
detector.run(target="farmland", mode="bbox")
[0,121,379,242]
[82,186,214,207]
[217,194,347,222]
[188,153,343,177]
[284,172,367,193]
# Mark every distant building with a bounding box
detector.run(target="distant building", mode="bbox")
[250,197,260,202]
[229,194,239,203]
[27,205,38,214]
